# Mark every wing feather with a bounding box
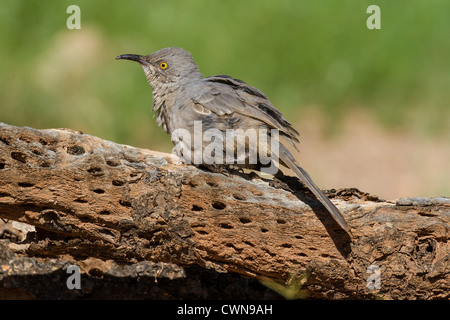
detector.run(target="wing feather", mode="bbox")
[192,75,299,147]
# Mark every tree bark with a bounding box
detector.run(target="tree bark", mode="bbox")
[0,122,448,299]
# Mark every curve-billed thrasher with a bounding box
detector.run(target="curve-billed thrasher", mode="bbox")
[116,47,349,232]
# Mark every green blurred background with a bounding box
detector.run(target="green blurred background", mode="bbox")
[1,0,449,198]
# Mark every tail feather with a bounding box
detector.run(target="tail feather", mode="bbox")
[278,148,350,232]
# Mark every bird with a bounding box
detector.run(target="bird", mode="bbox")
[116,47,349,232]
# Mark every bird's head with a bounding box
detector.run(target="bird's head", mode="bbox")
[116,47,202,88]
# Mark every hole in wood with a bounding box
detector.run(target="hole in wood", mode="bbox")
[18,182,34,188]
[195,229,209,235]
[31,148,43,155]
[212,201,226,210]
[38,138,48,146]
[207,181,218,187]
[276,219,286,224]
[40,161,51,168]
[79,215,97,224]
[11,152,27,163]
[243,240,254,247]
[106,159,120,167]
[88,268,104,278]
[99,210,111,215]
[66,145,85,155]
[87,167,102,174]
[112,180,125,186]
[219,223,233,229]
[0,137,11,145]
[0,163,5,169]
[281,243,292,248]
[92,189,105,194]
[99,228,116,239]
[188,179,200,187]
[18,136,32,143]
[41,209,58,221]
[261,228,269,233]
[239,217,251,224]
[192,205,204,211]
[119,200,132,207]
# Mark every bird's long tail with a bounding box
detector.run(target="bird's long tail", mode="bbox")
[278,147,350,232]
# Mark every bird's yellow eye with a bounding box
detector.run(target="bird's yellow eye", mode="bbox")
[160,62,168,69]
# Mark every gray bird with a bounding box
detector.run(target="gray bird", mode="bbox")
[116,47,349,232]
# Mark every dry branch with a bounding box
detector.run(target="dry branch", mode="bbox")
[0,122,448,299]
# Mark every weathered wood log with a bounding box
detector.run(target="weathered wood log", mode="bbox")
[0,122,448,299]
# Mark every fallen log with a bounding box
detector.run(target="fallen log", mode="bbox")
[0,122,448,299]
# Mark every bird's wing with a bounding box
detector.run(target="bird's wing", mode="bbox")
[191,75,299,145]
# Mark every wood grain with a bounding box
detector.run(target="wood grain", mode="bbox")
[0,122,448,299]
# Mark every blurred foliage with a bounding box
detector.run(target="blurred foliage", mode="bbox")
[0,0,449,151]
[260,270,310,299]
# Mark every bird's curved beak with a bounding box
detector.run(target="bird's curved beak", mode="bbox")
[116,54,149,66]
[116,53,156,80]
